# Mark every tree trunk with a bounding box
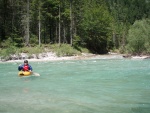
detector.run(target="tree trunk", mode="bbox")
[58,3,61,46]
[26,0,30,46]
[63,24,66,43]
[70,0,73,46]
[38,8,41,46]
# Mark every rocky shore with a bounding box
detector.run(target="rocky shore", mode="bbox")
[0,52,150,63]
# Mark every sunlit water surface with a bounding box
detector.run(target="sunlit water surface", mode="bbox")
[0,59,150,113]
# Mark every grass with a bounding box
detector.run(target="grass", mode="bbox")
[0,44,89,60]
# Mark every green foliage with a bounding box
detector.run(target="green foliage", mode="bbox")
[0,0,149,55]
[0,43,91,60]
[126,19,150,54]
[80,1,112,53]
[0,46,17,59]
[79,47,90,53]
[0,35,23,48]
[55,44,81,57]
[73,35,81,46]
[30,34,39,46]
[11,34,24,47]
[18,46,44,54]
[107,0,150,50]
[1,38,14,48]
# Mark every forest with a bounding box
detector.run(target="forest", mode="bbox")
[0,0,150,57]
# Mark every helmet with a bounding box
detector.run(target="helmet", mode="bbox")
[24,60,28,63]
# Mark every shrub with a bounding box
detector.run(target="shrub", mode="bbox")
[126,19,150,55]
[0,46,17,60]
[55,44,81,57]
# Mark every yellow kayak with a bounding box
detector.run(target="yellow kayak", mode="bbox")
[18,71,31,76]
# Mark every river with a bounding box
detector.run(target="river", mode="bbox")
[0,58,150,113]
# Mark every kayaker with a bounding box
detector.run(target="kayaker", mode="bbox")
[18,60,33,72]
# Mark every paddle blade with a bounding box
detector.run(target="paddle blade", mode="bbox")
[32,72,40,76]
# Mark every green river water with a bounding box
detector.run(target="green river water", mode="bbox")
[0,58,150,113]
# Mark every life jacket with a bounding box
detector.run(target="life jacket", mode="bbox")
[23,65,29,71]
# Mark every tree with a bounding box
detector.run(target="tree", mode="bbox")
[26,0,30,46]
[58,1,61,46]
[38,4,41,46]
[106,0,150,50]
[70,0,73,46]
[80,0,112,53]
[126,19,150,54]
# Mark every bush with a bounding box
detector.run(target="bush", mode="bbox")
[55,44,81,57]
[19,46,44,54]
[126,19,150,55]
[0,46,17,60]
[30,34,39,47]
[0,44,87,60]
[1,37,13,48]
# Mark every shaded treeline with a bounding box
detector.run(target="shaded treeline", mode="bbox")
[0,0,149,54]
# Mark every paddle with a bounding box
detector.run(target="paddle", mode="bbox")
[14,60,40,76]
[31,72,40,76]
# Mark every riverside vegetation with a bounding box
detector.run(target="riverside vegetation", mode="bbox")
[0,44,89,61]
[0,0,150,61]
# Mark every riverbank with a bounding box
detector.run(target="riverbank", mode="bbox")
[1,52,150,63]
[0,52,122,63]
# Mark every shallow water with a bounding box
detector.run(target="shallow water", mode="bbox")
[0,59,150,113]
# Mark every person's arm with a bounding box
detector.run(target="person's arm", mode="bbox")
[18,65,23,71]
[28,65,33,71]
